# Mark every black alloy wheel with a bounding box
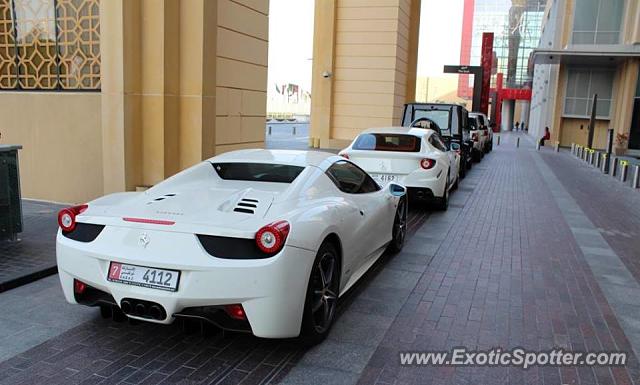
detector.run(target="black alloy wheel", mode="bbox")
[436,173,450,211]
[387,197,407,253]
[300,241,340,344]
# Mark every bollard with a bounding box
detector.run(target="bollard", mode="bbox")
[571,143,575,155]
[611,157,618,177]
[293,126,296,135]
[633,165,640,189]
[268,126,272,135]
[555,141,560,152]
[516,137,520,148]
[536,141,540,151]
[577,146,583,159]
[590,149,595,165]
[587,150,592,165]
[595,152,601,169]
[620,161,629,183]
[497,135,500,145]
[601,153,608,173]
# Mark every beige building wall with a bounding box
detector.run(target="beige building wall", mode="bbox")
[310,0,421,149]
[0,93,102,204]
[215,0,269,154]
[101,0,268,197]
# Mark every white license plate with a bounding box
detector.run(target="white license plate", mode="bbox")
[107,262,180,292]
[371,174,398,183]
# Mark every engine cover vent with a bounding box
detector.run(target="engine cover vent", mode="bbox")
[233,198,258,214]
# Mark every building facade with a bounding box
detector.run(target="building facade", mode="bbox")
[529,0,640,151]
[0,0,269,204]
[458,0,545,98]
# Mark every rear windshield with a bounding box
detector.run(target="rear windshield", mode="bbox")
[413,110,450,130]
[353,134,421,152]
[212,163,304,183]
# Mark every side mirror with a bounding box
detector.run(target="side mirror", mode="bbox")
[450,142,461,152]
[388,183,406,197]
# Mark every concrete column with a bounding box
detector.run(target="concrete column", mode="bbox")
[310,0,421,149]
[501,99,515,131]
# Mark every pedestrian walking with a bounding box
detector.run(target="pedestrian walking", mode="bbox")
[539,126,550,147]
[514,122,520,131]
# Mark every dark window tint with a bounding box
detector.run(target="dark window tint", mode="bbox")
[326,161,380,194]
[353,134,421,152]
[212,163,304,183]
[429,135,448,152]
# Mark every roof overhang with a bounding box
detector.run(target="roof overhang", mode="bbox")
[532,45,640,66]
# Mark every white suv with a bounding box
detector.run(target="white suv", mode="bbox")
[468,114,486,162]
[470,112,493,154]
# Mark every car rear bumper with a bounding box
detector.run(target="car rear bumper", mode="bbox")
[56,229,316,338]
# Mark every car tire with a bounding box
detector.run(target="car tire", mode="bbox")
[299,241,340,345]
[387,197,407,254]
[473,150,482,163]
[435,173,449,211]
[459,161,466,179]
[466,156,473,170]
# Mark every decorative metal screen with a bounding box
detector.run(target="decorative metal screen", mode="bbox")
[0,0,100,90]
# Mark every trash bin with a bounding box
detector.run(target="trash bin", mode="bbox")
[0,145,23,241]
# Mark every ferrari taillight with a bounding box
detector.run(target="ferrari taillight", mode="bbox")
[255,220,290,254]
[58,204,88,232]
[420,158,436,170]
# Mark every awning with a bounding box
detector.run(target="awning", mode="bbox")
[532,45,640,66]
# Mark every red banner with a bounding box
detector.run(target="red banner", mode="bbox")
[480,32,494,115]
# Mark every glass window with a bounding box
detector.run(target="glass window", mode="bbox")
[412,109,450,130]
[352,134,421,152]
[563,68,614,119]
[429,135,448,152]
[0,0,100,90]
[326,161,380,194]
[571,0,623,45]
[212,163,305,184]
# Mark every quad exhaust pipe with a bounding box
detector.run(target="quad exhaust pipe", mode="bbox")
[120,298,166,321]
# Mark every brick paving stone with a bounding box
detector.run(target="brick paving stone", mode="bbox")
[0,200,64,292]
[539,150,640,286]
[356,134,640,385]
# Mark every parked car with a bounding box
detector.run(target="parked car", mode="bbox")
[56,150,408,344]
[470,112,493,153]
[401,103,473,179]
[340,127,459,210]
[468,114,486,162]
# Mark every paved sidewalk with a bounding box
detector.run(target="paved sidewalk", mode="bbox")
[354,134,640,385]
[0,275,96,362]
[0,200,64,292]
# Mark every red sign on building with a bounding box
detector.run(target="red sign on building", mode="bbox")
[480,32,494,115]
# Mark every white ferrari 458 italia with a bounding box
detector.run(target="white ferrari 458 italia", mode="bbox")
[340,127,460,210]
[56,150,407,343]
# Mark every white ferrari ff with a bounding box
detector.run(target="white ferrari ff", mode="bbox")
[56,150,407,343]
[340,127,459,210]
